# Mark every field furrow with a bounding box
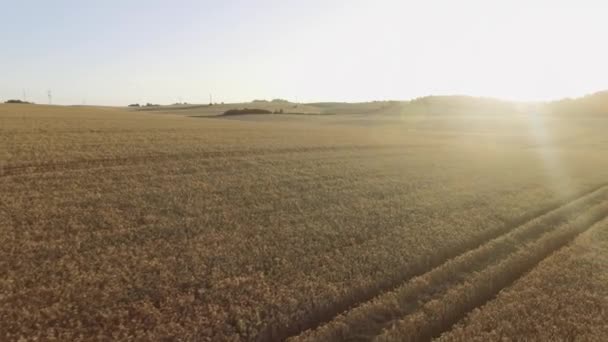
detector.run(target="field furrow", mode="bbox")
[288,184,608,342]
[436,217,608,341]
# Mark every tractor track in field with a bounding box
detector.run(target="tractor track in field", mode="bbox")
[0,144,418,178]
[375,201,608,342]
[260,183,608,342]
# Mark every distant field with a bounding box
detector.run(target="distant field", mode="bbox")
[2,103,608,341]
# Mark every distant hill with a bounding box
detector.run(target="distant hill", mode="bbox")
[131,101,323,117]
[309,101,401,115]
[400,96,520,116]
[126,91,608,118]
[545,91,608,116]
[398,92,608,117]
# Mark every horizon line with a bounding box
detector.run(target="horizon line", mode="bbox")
[2,89,607,108]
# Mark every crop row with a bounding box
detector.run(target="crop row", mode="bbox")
[291,187,608,341]
[438,217,608,341]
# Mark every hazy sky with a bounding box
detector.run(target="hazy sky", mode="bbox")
[2,0,607,105]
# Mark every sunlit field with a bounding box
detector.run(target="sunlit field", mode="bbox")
[2,99,608,341]
[438,218,608,341]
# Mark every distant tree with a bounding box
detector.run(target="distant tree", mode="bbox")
[128,103,140,107]
[223,108,272,116]
[4,99,32,104]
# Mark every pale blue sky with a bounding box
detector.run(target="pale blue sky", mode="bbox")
[2,0,607,105]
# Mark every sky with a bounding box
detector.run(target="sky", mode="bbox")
[1,0,607,105]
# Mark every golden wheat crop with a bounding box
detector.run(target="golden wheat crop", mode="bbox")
[2,103,608,341]
[436,218,608,341]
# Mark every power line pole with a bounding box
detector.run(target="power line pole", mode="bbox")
[47,90,52,105]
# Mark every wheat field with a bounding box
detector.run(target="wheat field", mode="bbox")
[2,102,608,341]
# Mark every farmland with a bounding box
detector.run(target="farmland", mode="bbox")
[437,217,608,341]
[2,100,608,341]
